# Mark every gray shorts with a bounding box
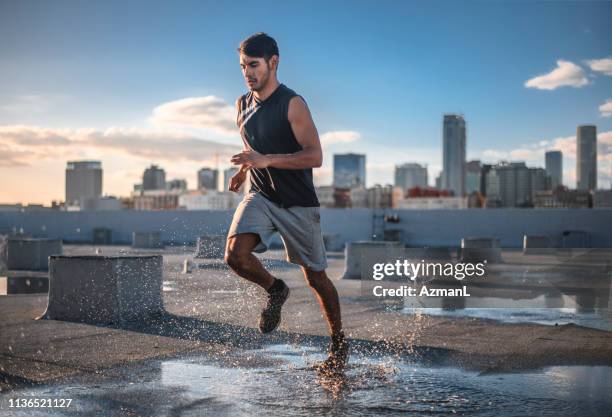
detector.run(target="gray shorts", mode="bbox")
[227,191,328,271]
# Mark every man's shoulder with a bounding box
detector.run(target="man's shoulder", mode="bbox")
[279,84,299,98]
[235,91,254,109]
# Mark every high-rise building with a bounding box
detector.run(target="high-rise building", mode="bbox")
[576,125,597,191]
[485,162,549,207]
[143,165,166,191]
[223,167,239,191]
[466,160,482,194]
[441,114,466,196]
[479,163,493,196]
[65,160,102,206]
[333,153,366,188]
[545,151,563,188]
[394,163,428,190]
[435,172,442,189]
[197,167,219,191]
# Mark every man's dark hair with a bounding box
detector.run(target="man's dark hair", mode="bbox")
[238,32,279,61]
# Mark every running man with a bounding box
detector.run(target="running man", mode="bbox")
[225,32,348,373]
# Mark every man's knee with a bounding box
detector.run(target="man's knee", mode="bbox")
[225,234,259,269]
[224,246,247,270]
[303,269,329,290]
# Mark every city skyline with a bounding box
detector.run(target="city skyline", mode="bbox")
[1,0,611,204]
[1,118,609,206]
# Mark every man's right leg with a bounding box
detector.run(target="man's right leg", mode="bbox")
[225,232,290,333]
[224,233,275,290]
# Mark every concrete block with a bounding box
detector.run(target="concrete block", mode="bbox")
[6,237,62,271]
[132,231,164,249]
[523,235,555,255]
[41,255,164,324]
[342,240,404,279]
[323,234,344,252]
[459,237,503,263]
[195,235,226,259]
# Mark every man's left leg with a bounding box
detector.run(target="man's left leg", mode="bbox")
[301,267,342,335]
[302,267,348,372]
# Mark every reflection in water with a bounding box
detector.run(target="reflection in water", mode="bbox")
[400,247,612,330]
[403,293,612,331]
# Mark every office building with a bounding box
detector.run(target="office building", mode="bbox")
[485,162,549,207]
[466,160,482,194]
[223,167,239,191]
[142,165,166,191]
[333,153,366,188]
[167,179,187,191]
[65,160,102,206]
[441,114,466,196]
[576,125,597,191]
[545,151,563,188]
[198,168,219,191]
[395,163,428,190]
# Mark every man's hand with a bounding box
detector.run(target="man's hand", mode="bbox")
[228,168,247,193]
[231,149,270,169]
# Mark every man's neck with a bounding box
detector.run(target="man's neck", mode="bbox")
[253,79,280,101]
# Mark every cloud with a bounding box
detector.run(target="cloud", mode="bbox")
[0,125,241,167]
[150,96,237,135]
[599,99,612,118]
[524,60,589,90]
[586,57,612,76]
[0,143,30,167]
[319,130,361,146]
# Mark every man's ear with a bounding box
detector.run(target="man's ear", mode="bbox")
[270,55,279,71]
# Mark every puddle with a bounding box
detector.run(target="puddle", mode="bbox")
[1,344,610,416]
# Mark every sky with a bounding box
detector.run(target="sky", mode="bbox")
[1,0,611,205]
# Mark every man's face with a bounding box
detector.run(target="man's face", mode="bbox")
[239,53,276,91]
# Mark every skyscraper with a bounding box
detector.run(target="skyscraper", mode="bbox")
[576,125,597,191]
[442,114,466,196]
[142,165,166,191]
[65,160,102,206]
[197,167,219,191]
[333,153,366,188]
[545,150,563,188]
[394,163,428,190]
[223,167,239,191]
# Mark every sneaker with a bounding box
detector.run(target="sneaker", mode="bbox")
[258,280,290,333]
[316,331,349,375]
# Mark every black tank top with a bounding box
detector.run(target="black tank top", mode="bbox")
[237,84,320,208]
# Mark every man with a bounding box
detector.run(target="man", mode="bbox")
[225,32,348,374]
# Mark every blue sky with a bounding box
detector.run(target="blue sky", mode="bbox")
[1,0,611,204]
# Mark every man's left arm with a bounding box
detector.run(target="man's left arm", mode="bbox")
[230,96,322,169]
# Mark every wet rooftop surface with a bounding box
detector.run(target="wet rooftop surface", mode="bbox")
[1,244,612,415]
[1,343,611,416]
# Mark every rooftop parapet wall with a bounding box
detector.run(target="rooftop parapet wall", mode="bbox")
[1,208,612,248]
